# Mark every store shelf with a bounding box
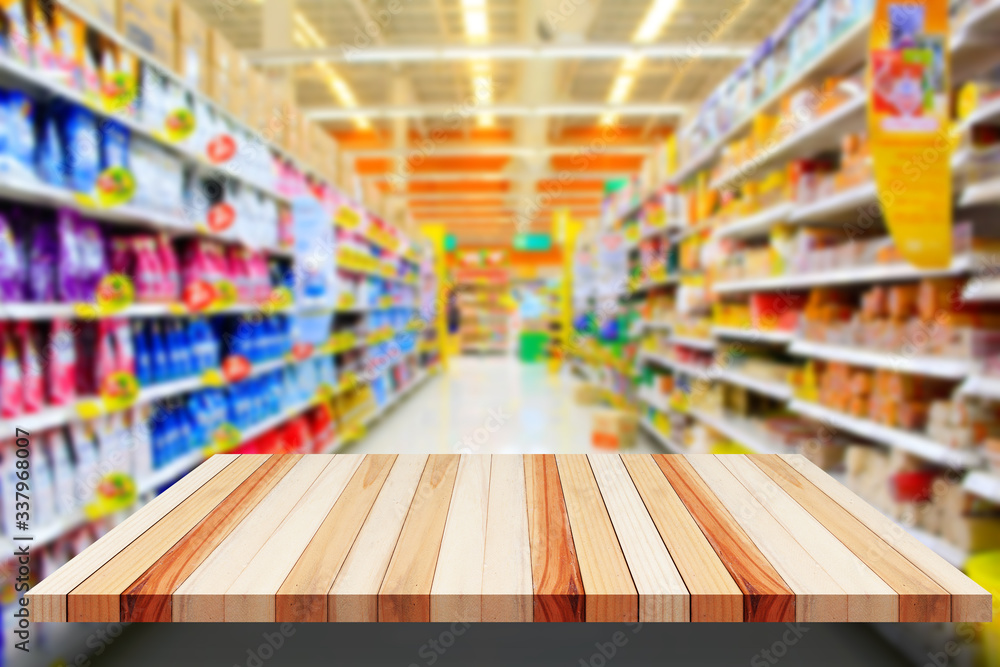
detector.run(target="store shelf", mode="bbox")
[688,408,782,455]
[0,300,298,321]
[638,417,686,454]
[789,182,879,223]
[712,202,793,240]
[669,335,716,351]
[962,277,1000,302]
[711,326,794,345]
[789,399,983,469]
[963,471,1000,505]
[638,319,673,331]
[714,370,793,401]
[953,0,1000,54]
[959,374,1000,400]
[960,175,1000,207]
[789,339,976,380]
[638,350,710,378]
[637,387,672,414]
[711,97,867,192]
[908,526,969,570]
[630,275,680,293]
[670,19,870,185]
[714,253,982,294]
[959,95,1000,132]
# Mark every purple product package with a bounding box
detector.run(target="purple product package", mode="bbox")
[27,217,58,303]
[75,217,107,302]
[56,208,84,302]
[0,211,25,302]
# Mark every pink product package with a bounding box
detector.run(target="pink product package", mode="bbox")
[156,236,181,303]
[0,324,23,418]
[111,319,135,376]
[226,246,251,303]
[182,239,230,291]
[133,237,165,303]
[47,320,77,406]
[94,321,116,394]
[18,323,43,414]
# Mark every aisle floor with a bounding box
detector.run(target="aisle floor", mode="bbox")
[351,357,662,455]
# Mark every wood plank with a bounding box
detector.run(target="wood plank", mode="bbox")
[588,455,689,621]
[523,454,585,622]
[482,455,532,622]
[719,456,898,621]
[430,455,491,622]
[555,454,637,622]
[654,455,795,622]
[328,455,428,622]
[68,455,269,622]
[25,455,238,622]
[378,454,460,622]
[121,454,302,622]
[620,454,742,622]
[222,455,365,621]
[765,455,984,621]
[686,455,848,621]
[171,456,335,621]
[275,455,396,622]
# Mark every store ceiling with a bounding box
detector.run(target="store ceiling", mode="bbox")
[186,0,796,244]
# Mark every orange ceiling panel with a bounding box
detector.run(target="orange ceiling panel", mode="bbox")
[535,179,604,192]
[407,180,511,194]
[408,198,509,208]
[550,154,644,172]
[554,126,647,144]
[355,158,392,174]
[330,129,389,150]
[407,156,511,173]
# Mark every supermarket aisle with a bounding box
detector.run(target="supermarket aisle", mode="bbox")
[354,358,661,454]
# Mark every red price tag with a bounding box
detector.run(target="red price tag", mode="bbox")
[207,203,236,233]
[206,134,237,164]
[222,355,252,383]
[183,280,217,312]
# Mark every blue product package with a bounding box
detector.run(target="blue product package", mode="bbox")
[100,120,130,170]
[149,322,170,383]
[58,104,100,194]
[0,90,37,181]
[35,107,65,188]
[133,321,152,386]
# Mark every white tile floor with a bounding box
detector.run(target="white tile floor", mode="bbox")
[350,357,663,454]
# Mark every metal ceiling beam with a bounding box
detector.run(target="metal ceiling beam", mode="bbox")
[362,170,628,182]
[347,144,652,157]
[244,41,754,65]
[307,102,687,120]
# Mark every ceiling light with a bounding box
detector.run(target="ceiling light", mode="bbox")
[622,53,644,72]
[293,10,327,47]
[599,112,618,126]
[477,113,496,127]
[609,74,635,104]
[634,0,680,42]
[464,10,488,39]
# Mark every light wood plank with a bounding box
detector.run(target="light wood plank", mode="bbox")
[524,454,585,622]
[328,455,428,622]
[768,455,983,621]
[26,455,238,622]
[121,454,302,622]
[222,455,365,621]
[588,455,689,621]
[654,455,795,622]
[68,455,270,622]
[686,455,848,621]
[171,456,334,621]
[430,455,491,622]
[275,455,396,622]
[379,454,460,621]
[720,455,898,621]
[621,454,742,622]
[555,454,638,622]
[482,455,532,622]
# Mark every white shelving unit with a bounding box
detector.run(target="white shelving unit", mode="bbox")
[638,417,686,454]
[789,339,978,380]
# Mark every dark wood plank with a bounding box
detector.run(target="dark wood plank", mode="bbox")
[654,455,795,622]
[524,454,585,622]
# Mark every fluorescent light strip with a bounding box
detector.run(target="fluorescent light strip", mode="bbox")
[602,0,682,114]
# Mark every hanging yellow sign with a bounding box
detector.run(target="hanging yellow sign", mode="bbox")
[868,0,952,268]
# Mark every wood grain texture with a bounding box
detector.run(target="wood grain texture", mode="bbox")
[555,455,638,622]
[26,455,238,622]
[719,456,898,622]
[223,455,364,621]
[764,455,968,622]
[121,455,302,622]
[328,455,428,622]
[620,454,742,622]
[30,454,989,623]
[379,454,460,622]
[523,454,585,622]
[686,455,849,621]
[276,455,396,622]
[431,455,491,622]
[171,457,334,621]
[482,455,533,622]
[654,455,795,622]
[588,455,689,621]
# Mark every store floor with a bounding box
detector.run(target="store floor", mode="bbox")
[351,356,662,455]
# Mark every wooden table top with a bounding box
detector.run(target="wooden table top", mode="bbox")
[27,454,991,623]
